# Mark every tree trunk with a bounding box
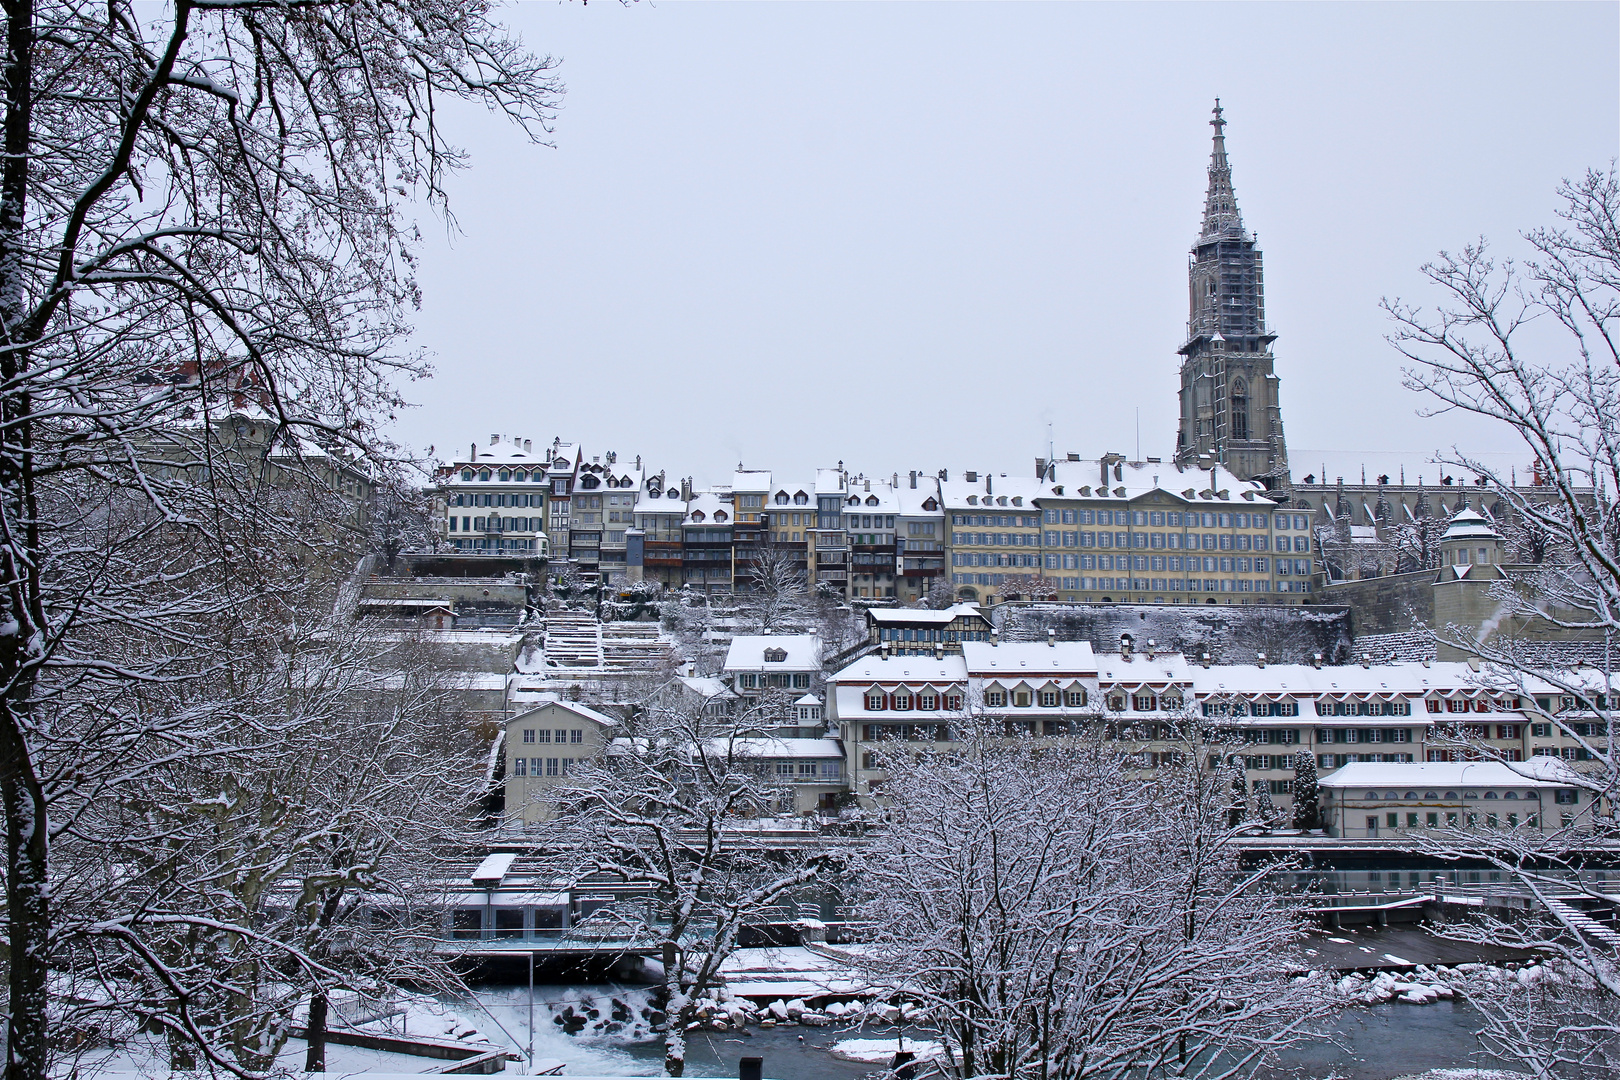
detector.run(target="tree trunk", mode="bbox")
[0,4,43,1077]
[662,940,685,1077]
[305,990,330,1072]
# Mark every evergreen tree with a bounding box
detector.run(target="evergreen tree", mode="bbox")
[1292,750,1320,830]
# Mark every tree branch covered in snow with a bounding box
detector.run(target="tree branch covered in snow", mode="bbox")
[0,2,561,1076]
[543,697,841,1077]
[1388,165,1620,1078]
[852,713,1331,1080]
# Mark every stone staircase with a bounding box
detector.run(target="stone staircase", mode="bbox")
[1545,897,1620,949]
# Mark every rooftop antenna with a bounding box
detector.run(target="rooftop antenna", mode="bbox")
[1135,409,1141,460]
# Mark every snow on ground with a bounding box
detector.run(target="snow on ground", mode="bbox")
[719,946,869,998]
[829,1037,945,1063]
[1388,1071,1533,1080]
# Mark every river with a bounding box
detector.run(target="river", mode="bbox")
[458,983,1516,1080]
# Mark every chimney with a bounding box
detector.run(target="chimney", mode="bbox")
[1145,638,1157,661]
[524,438,532,452]
[965,471,977,483]
[1036,457,1047,480]
[1361,654,1372,669]
[986,474,993,495]
[1047,629,1056,648]
[909,470,917,489]
[490,433,500,444]
[1200,651,1213,669]
[935,644,944,660]
[470,442,477,460]
[991,628,999,647]
[1120,633,1133,660]
[681,477,693,501]
[1256,651,1267,669]
[939,468,949,481]
[635,454,641,470]
[1311,652,1323,669]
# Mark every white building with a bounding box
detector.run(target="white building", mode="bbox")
[442,433,551,555]
[1319,759,1585,838]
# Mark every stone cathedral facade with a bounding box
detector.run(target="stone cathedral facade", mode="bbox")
[1174,101,1290,490]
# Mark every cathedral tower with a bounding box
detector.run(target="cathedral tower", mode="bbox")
[1173,101,1289,488]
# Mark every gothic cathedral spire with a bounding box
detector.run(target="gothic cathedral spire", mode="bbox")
[1174,100,1290,489]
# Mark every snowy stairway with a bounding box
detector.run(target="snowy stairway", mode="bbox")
[544,612,605,668]
[1544,897,1620,949]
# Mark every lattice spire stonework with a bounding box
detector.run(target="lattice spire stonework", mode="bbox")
[1201,99,1247,241]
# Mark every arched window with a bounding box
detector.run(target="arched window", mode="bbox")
[1231,381,1249,440]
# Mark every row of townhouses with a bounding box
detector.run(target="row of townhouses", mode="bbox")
[498,607,1614,838]
[436,438,1323,609]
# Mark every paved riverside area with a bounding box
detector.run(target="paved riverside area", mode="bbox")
[1300,924,1539,971]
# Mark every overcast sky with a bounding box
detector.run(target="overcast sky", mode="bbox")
[399,2,1619,489]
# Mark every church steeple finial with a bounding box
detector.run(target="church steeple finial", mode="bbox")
[1200,98,1246,240]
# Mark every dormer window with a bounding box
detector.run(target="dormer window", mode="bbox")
[764,648,788,663]
[479,469,491,481]
[462,469,474,481]
[691,511,706,523]
[866,496,879,506]
[795,492,809,505]
[775,493,789,504]
[922,499,938,511]
[967,495,979,505]
[514,470,527,482]
[714,510,728,522]
[498,469,510,481]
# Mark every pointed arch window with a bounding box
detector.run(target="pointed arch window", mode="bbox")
[1231,381,1249,440]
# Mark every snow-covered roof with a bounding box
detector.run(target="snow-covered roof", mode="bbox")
[794,693,823,707]
[815,468,846,495]
[1042,457,1271,508]
[684,492,732,526]
[443,434,547,470]
[724,634,821,671]
[1185,660,1545,698]
[1442,508,1502,541]
[703,737,844,760]
[1095,651,1197,684]
[733,469,772,492]
[833,654,968,683]
[678,675,736,700]
[844,483,899,512]
[507,696,619,728]
[963,640,1097,675]
[939,473,1057,510]
[1320,759,1576,791]
[891,475,943,516]
[867,603,986,626]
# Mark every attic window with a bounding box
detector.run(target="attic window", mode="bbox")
[923,499,938,511]
[714,510,728,522]
[579,476,599,489]
[553,459,570,470]
[967,495,979,505]
[514,470,527,482]
[866,496,879,506]
[667,490,680,499]
[1011,497,1022,506]
[479,469,491,481]
[462,469,474,481]
[648,487,662,498]
[691,510,706,522]
[795,492,809,504]
[498,469,511,481]
[775,493,789,504]
[847,496,860,506]
[997,497,1008,506]
[764,648,788,663]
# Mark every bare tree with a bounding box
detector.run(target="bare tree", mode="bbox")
[546,697,838,1076]
[854,715,1329,1080]
[741,541,810,632]
[0,3,561,1077]
[371,467,441,570]
[1385,166,1620,1076]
